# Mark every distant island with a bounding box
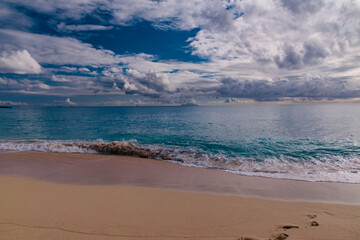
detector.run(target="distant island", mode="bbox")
[179,103,198,107]
[0,106,12,108]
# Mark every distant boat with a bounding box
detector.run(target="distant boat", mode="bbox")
[0,106,12,108]
[179,103,198,107]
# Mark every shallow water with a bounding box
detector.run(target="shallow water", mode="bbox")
[1,104,360,183]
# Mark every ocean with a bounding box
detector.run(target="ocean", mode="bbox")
[1,104,359,183]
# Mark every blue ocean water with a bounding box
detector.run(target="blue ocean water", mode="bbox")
[1,104,359,183]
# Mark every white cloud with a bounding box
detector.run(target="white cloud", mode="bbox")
[0,29,118,66]
[78,67,90,72]
[57,23,113,32]
[189,0,360,69]
[0,50,41,74]
[51,75,71,82]
[2,0,358,71]
[37,83,50,89]
[0,99,28,106]
[2,0,239,30]
[65,97,76,105]
[53,97,77,106]
[0,77,22,87]
[122,69,170,96]
[108,0,239,30]
[60,66,77,72]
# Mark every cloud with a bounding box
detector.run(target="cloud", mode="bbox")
[0,77,20,87]
[65,97,76,105]
[53,97,76,106]
[37,83,51,89]
[109,0,239,31]
[60,66,77,72]
[0,50,41,74]
[2,0,359,69]
[224,98,255,104]
[189,0,360,69]
[0,0,359,105]
[57,23,113,32]
[119,69,171,97]
[51,75,71,82]
[280,0,325,14]
[0,100,29,106]
[0,4,33,29]
[130,99,143,105]
[3,51,358,102]
[1,48,359,103]
[216,75,360,100]
[0,99,28,106]
[0,29,118,66]
[2,0,240,31]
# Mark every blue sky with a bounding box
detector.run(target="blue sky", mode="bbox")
[0,0,360,106]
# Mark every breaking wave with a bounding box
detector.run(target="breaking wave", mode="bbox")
[0,140,359,183]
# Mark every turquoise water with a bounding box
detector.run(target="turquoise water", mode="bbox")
[1,104,360,182]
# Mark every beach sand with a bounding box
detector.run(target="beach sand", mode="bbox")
[0,151,360,240]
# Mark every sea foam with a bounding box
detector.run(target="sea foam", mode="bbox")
[0,140,359,183]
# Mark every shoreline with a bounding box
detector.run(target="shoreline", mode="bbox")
[1,151,360,239]
[1,139,358,184]
[2,149,359,185]
[1,150,359,204]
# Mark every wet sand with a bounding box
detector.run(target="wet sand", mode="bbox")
[0,151,360,239]
[0,151,359,203]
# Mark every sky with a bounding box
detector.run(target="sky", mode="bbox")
[0,0,359,106]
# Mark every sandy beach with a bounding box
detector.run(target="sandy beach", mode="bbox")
[1,151,360,240]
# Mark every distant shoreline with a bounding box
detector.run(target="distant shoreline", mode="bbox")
[0,106,12,108]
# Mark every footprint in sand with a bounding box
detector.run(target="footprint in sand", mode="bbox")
[274,233,289,240]
[306,214,319,227]
[240,219,308,240]
[306,214,317,219]
[310,220,319,226]
[282,225,299,229]
[239,237,265,240]
[239,233,290,240]
[241,234,290,240]
[239,227,292,240]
